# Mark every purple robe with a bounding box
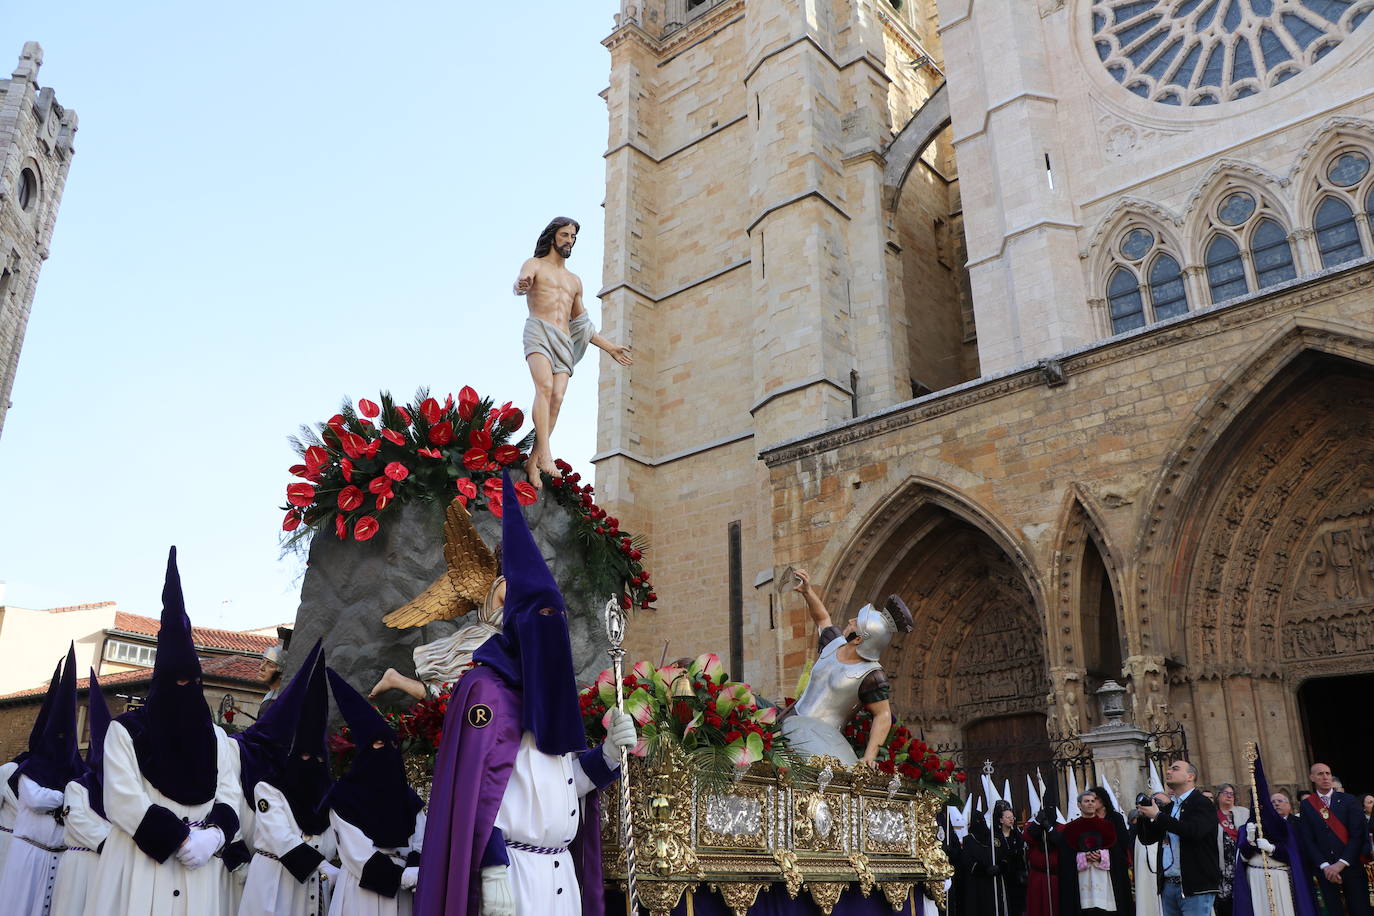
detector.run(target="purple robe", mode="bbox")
[415,666,608,915]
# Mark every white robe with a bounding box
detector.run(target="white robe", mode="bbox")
[1135,840,1162,916]
[328,810,424,916]
[237,783,334,916]
[0,774,68,916]
[224,742,256,914]
[1242,850,1298,916]
[0,761,20,879]
[48,781,110,916]
[83,721,243,916]
[494,733,604,916]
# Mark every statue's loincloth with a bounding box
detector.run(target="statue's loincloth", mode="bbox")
[523,314,594,377]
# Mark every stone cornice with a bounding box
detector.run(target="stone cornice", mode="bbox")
[597,257,750,303]
[760,258,1374,467]
[747,188,851,235]
[604,113,747,164]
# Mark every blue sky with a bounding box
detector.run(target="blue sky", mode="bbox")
[0,2,617,631]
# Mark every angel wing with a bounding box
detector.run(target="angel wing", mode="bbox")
[382,498,499,629]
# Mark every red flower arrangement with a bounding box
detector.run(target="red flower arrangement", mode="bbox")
[543,458,656,611]
[842,708,959,789]
[281,387,535,543]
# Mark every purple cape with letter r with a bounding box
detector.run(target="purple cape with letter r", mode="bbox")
[412,668,607,915]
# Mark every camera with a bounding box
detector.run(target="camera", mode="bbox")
[1136,792,1154,807]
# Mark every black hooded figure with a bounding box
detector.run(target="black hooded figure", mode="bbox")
[88,547,242,913]
[0,643,83,912]
[236,641,338,908]
[47,669,115,916]
[963,810,1012,916]
[323,667,424,904]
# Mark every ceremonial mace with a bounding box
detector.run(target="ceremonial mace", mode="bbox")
[603,597,640,913]
[1243,743,1279,916]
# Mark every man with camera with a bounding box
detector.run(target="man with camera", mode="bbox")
[1136,760,1222,916]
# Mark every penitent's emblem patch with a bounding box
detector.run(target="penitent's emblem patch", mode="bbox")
[467,704,493,729]
[257,798,270,813]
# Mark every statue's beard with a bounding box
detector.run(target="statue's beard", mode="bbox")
[557,244,573,258]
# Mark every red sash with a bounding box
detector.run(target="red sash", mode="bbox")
[1305,794,1350,846]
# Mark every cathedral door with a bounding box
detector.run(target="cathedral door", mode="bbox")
[962,713,1052,816]
[1298,673,1374,794]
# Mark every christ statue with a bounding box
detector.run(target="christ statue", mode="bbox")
[515,217,632,486]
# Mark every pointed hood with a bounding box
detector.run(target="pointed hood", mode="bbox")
[1026,774,1041,817]
[75,669,113,817]
[1067,766,1082,816]
[234,639,326,796]
[324,668,421,848]
[15,643,82,793]
[472,472,585,755]
[116,547,219,805]
[10,656,62,769]
[1148,759,1165,794]
[232,641,332,835]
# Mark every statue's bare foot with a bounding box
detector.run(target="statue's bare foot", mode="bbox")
[368,667,403,700]
[537,452,559,478]
[525,454,544,490]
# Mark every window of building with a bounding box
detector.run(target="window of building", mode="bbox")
[1251,217,1298,287]
[1315,196,1364,267]
[1200,188,1298,302]
[17,168,37,211]
[1206,233,1248,301]
[105,639,157,667]
[1307,146,1374,269]
[1103,225,1189,334]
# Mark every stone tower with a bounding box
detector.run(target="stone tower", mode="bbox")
[0,42,77,440]
[596,0,969,695]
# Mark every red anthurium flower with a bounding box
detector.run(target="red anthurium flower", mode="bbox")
[514,481,538,506]
[335,514,348,539]
[282,510,302,532]
[419,397,442,424]
[500,407,524,432]
[384,461,409,482]
[363,440,381,459]
[487,491,504,518]
[482,476,501,494]
[286,483,316,507]
[304,446,330,470]
[469,429,492,451]
[354,516,379,541]
[381,428,406,446]
[395,406,412,426]
[358,398,380,418]
[429,422,455,446]
[417,447,442,459]
[357,418,374,428]
[492,444,520,466]
[289,464,309,478]
[455,494,468,508]
[445,392,455,411]
[375,495,391,510]
[462,447,488,471]
[367,476,394,496]
[455,478,477,500]
[337,486,364,511]
[339,432,367,459]
[326,414,346,429]
[340,458,354,482]
[457,386,478,420]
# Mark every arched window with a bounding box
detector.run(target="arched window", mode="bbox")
[1107,267,1145,333]
[1314,196,1364,267]
[1206,234,1248,301]
[1251,218,1297,289]
[1102,226,1189,334]
[1148,254,1188,320]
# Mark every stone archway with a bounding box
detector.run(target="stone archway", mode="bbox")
[823,481,1050,749]
[1146,337,1374,783]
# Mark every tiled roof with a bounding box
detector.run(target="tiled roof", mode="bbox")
[200,655,265,682]
[0,668,150,702]
[42,601,117,614]
[111,612,277,654]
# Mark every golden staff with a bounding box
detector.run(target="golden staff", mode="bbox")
[1243,743,1278,916]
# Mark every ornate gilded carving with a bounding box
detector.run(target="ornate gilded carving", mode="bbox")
[710,882,767,916]
[881,881,915,910]
[697,783,769,849]
[773,850,804,899]
[807,881,848,914]
[636,881,687,916]
[861,798,915,855]
[848,852,876,896]
[793,792,845,851]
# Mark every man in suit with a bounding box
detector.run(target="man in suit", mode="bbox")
[1296,762,1373,915]
[1137,760,1223,916]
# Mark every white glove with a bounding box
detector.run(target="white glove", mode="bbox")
[175,827,223,869]
[481,865,515,916]
[401,866,419,890]
[603,708,637,767]
[319,861,340,884]
[1256,837,1276,854]
[1246,822,1257,843]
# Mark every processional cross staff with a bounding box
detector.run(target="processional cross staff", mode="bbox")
[603,597,640,912]
[1243,743,1279,916]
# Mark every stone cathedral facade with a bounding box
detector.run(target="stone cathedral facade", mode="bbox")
[594,0,1374,791]
[0,42,76,441]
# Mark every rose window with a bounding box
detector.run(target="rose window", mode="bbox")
[1092,0,1372,105]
